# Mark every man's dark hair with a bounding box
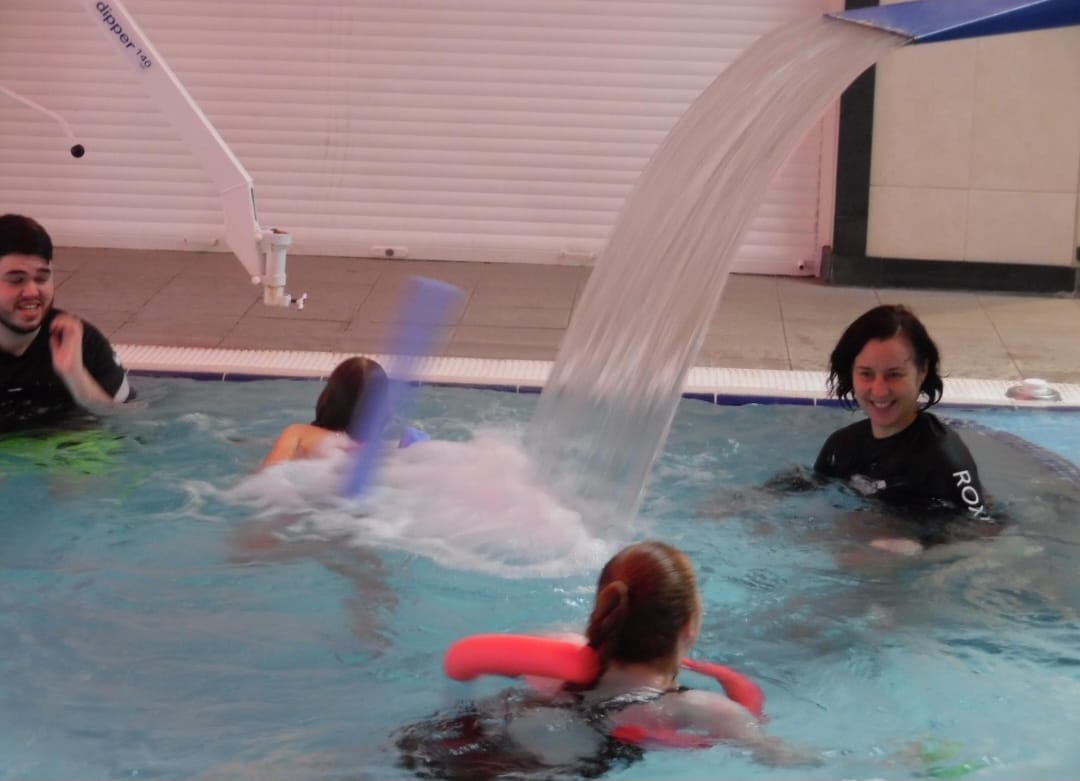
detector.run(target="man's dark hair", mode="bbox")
[0,214,53,262]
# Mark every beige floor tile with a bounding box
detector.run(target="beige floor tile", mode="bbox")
[720,274,780,304]
[341,320,456,355]
[997,334,1080,369]
[113,316,241,348]
[938,350,1022,381]
[696,344,791,368]
[777,278,880,321]
[355,290,470,325]
[49,269,75,289]
[222,318,350,352]
[74,308,133,339]
[910,310,997,332]
[1013,359,1080,385]
[453,325,564,348]
[783,316,846,371]
[379,261,484,288]
[51,247,94,271]
[922,318,1004,339]
[448,340,560,361]
[249,285,373,322]
[336,336,457,358]
[694,353,793,370]
[979,295,1080,326]
[163,252,245,276]
[353,301,466,327]
[876,290,992,324]
[279,255,387,288]
[76,248,231,276]
[139,278,262,319]
[990,326,1079,365]
[451,325,564,360]
[467,287,576,309]
[475,264,587,292]
[461,303,571,329]
[55,271,175,312]
[709,295,782,322]
[703,312,788,366]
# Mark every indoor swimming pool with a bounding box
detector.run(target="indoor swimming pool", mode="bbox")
[1,376,1078,780]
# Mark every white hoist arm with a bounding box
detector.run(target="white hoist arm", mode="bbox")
[76,0,304,307]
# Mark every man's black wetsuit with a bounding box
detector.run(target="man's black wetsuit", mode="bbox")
[1,309,132,432]
[814,412,991,540]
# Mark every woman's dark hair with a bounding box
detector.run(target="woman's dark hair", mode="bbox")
[826,304,943,409]
[313,356,389,434]
[585,541,698,675]
[0,214,53,261]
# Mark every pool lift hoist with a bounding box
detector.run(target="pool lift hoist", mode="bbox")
[5,0,1078,305]
[2,0,304,309]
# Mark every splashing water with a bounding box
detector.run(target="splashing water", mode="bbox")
[529,16,905,521]
[225,431,616,579]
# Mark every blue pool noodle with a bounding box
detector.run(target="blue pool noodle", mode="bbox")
[341,276,461,498]
[828,0,1080,45]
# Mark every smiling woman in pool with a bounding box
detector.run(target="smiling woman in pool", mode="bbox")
[814,304,993,553]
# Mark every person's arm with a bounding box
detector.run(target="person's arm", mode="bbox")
[261,423,349,468]
[659,690,820,766]
[813,428,849,478]
[49,313,126,410]
[698,448,831,521]
[939,439,990,522]
[262,423,309,468]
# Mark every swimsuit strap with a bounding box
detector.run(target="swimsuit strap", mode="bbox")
[576,685,686,723]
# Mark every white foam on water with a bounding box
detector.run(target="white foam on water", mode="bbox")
[224,431,616,579]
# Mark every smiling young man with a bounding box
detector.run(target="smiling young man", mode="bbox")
[0,214,133,431]
[814,305,991,553]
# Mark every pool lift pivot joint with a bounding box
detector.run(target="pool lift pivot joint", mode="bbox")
[255,227,305,310]
[71,0,305,308]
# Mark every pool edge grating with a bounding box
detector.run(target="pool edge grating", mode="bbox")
[115,344,1080,411]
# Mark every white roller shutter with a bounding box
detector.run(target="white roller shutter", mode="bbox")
[1,0,836,274]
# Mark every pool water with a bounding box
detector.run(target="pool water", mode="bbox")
[1,377,1078,780]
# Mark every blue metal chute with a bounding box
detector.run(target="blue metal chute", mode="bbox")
[828,0,1080,45]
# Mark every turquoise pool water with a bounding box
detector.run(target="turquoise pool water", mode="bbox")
[1,377,1078,780]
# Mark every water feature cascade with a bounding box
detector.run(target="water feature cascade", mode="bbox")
[529,0,1080,523]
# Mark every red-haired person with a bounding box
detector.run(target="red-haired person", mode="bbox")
[397,541,813,778]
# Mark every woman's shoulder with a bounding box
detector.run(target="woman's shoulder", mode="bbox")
[263,424,348,466]
[610,687,756,739]
[665,686,754,715]
[815,417,871,475]
[655,688,760,739]
[914,412,978,466]
[818,417,873,454]
[279,422,332,447]
[912,412,967,448]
